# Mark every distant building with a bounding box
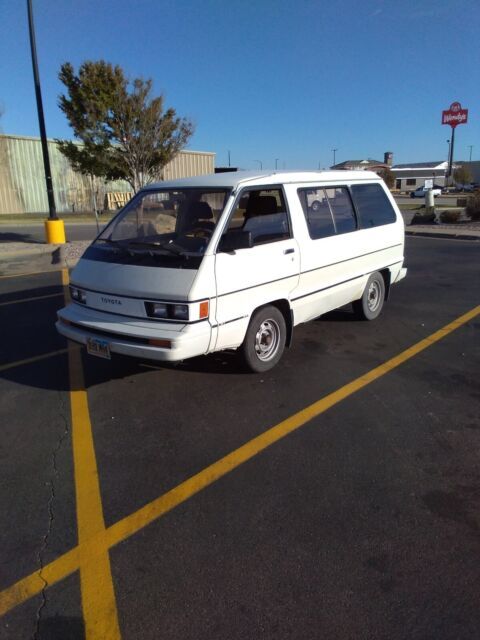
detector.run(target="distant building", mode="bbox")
[458,161,480,184]
[331,151,392,174]
[391,161,456,192]
[0,134,215,214]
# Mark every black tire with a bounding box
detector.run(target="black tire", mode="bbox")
[352,272,385,320]
[311,200,321,212]
[240,305,286,372]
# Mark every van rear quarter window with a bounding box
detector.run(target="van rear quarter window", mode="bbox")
[350,183,397,228]
[297,186,356,239]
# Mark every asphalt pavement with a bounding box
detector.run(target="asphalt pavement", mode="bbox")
[0,236,479,639]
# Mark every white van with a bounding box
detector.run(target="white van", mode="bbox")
[56,171,407,372]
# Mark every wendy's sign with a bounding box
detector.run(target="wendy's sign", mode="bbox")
[442,102,468,128]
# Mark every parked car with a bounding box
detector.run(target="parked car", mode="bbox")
[410,186,442,198]
[57,170,407,372]
[454,184,475,192]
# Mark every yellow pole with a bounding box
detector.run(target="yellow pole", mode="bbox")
[44,219,66,244]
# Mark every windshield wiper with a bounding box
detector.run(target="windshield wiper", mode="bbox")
[125,240,184,256]
[97,237,130,254]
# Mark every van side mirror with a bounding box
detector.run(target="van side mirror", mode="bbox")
[218,230,253,253]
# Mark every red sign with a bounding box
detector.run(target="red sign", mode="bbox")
[442,101,468,128]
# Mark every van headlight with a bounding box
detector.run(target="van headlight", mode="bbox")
[70,286,86,304]
[172,304,189,320]
[146,302,169,319]
[145,300,209,321]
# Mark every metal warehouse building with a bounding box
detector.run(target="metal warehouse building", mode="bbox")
[0,134,215,214]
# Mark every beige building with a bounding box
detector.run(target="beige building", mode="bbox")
[0,134,215,214]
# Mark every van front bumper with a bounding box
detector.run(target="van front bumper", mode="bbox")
[56,303,212,362]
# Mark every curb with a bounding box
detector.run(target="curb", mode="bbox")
[406,230,480,241]
[0,242,87,277]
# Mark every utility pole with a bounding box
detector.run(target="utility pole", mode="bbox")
[275,158,279,170]
[468,145,473,162]
[227,150,231,167]
[27,0,65,243]
[254,160,263,170]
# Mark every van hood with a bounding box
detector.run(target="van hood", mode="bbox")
[71,255,197,301]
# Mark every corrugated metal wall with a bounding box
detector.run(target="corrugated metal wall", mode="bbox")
[0,135,215,214]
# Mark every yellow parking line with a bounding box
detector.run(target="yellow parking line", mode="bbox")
[0,348,70,373]
[68,344,121,639]
[0,303,479,621]
[61,269,121,639]
[0,292,63,307]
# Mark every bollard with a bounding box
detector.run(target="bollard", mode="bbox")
[425,189,435,215]
[44,219,66,244]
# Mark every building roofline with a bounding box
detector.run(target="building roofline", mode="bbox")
[0,133,215,156]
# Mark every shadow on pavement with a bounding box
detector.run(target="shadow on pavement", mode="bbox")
[0,231,42,243]
[0,284,363,392]
[317,308,357,322]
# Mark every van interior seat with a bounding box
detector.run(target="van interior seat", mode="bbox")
[185,201,215,232]
[242,196,290,244]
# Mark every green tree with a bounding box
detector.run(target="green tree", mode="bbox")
[378,167,395,189]
[453,165,472,186]
[57,61,194,192]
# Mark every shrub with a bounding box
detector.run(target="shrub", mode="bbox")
[439,209,461,223]
[466,193,480,221]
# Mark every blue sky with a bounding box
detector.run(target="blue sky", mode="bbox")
[1,0,479,169]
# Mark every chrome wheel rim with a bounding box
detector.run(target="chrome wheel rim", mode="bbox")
[254,319,280,361]
[367,280,381,312]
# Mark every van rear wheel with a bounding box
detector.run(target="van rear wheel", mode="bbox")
[353,272,385,320]
[240,306,286,372]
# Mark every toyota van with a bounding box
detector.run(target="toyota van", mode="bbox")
[56,170,407,372]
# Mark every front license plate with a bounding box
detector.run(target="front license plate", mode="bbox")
[86,337,111,359]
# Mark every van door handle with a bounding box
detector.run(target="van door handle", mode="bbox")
[284,248,295,255]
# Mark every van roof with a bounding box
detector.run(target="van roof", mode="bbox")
[144,170,382,191]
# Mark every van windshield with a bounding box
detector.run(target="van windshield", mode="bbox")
[94,188,230,267]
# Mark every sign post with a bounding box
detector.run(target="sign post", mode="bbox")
[442,102,468,184]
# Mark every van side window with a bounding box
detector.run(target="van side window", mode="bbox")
[325,187,357,234]
[223,188,291,245]
[298,188,335,239]
[350,183,397,228]
[298,186,356,238]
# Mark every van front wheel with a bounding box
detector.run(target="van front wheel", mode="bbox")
[353,272,385,320]
[240,306,286,372]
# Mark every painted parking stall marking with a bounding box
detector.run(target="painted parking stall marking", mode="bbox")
[0,301,478,631]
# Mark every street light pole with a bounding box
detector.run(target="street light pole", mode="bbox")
[27,0,65,243]
[468,145,473,162]
[275,158,279,170]
[254,160,263,170]
[332,148,338,167]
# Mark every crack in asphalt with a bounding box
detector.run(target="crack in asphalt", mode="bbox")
[33,392,70,640]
